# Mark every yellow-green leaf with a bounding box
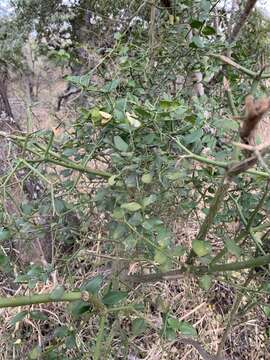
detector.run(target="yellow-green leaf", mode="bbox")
[99,111,112,125]
[154,249,168,265]
[142,173,153,184]
[126,112,141,128]
[121,202,142,212]
[192,240,212,257]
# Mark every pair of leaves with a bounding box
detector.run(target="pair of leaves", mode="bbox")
[164,316,197,340]
[121,195,157,212]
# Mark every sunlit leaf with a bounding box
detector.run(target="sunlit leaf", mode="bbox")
[142,173,153,184]
[121,202,142,212]
[179,321,197,337]
[126,112,141,128]
[199,275,212,290]
[100,111,112,125]
[114,135,129,152]
[154,249,168,265]
[192,240,212,257]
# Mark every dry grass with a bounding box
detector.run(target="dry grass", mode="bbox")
[1,222,269,359]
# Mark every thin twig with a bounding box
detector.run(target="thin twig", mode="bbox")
[216,272,254,357]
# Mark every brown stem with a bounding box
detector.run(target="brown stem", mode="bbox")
[229,0,258,43]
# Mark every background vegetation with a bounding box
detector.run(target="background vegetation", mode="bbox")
[1,0,270,359]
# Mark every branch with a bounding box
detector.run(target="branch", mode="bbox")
[177,338,227,360]
[229,0,258,43]
[0,291,88,308]
[127,254,270,284]
[174,137,270,178]
[0,131,112,179]
[209,53,270,79]
[209,53,257,77]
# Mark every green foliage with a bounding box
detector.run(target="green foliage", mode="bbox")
[1,0,270,358]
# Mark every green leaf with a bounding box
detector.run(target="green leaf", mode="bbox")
[202,25,216,36]
[166,317,196,337]
[225,239,242,257]
[190,19,204,29]
[263,305,270,317]
[108,175,118,186]
[142,194,157,207]
[160,99,180,110]
[134,107,151,118]
[167,317,181,331]
[190,36,204,48]
[142,173,153,184]
[179,321,197,337]
[114,135,129,152]
[29,346,42,360]
[125,174,137,188]
[142,133,155,144]
[133,303,144,311]
[142,218,163,230]
[54,199,67,214]
[112,207,125,220]
[192,240,212,257]
[54,326,69,338]
[132,318,147,336]
[81,276,103,294]
[62,148,76,157]
[0,228,11,241]
[65,334,77,349]
[128,212,143,226]
[66,73,91,88]
[21,203,34,215]
[156,226,171,245]
[154,249,168,265]
[163,327,177,340]
[199,275,212,290]
[10,310,28,325]
[121,202,142,212]
[102,291,128,306]
[69,300,90,318]
[171,245,186,257]
[112,224,127,240]
[184,129,203,144]
[102,79,120,93]
[115,98,127,111]
[0,252,11,272]
[50,286,65,300]
[29,311,48,321]
[91,107,101,124]
[114,32,122,40]
[214,119,239,131]
[165,171,182,180]
[264,283,270,293]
